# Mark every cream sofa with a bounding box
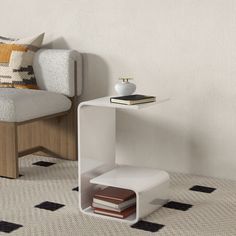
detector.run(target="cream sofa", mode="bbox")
[0,49,82,178]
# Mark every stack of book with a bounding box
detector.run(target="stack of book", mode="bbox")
[110,94,156,105]
[92,186,136,219]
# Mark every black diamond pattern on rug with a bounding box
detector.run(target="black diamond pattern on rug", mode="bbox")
[163,201,193,211]
[35,201,65,211]
[189,185,216,193]
[72,187,79,191]
[32,161,56,167]
[131,220,165,232]
[0,221,23,233]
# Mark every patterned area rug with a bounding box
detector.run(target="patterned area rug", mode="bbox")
[0,155,236,235]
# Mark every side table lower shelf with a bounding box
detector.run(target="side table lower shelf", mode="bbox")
[81,165,169,224]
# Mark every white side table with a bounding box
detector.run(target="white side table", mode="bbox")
[78,97,169,224]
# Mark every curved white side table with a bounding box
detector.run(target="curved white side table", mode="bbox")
[78,97,170,224]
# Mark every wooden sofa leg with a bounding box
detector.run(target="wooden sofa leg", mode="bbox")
[17,107,78,161]
[40,108,78,161]
[0,122,18,178]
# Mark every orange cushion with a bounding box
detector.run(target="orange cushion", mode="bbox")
[0,44,28,63]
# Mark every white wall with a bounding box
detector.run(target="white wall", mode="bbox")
[1,0,236,180]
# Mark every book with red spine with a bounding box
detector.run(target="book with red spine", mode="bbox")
[94,205,136,219]
[94,186,135,202]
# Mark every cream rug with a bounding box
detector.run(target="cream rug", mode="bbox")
[0,155,236,235]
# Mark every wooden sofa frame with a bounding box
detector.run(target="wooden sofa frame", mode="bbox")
[0,61,79,179]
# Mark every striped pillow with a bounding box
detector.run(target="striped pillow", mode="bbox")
[0,33,44,89]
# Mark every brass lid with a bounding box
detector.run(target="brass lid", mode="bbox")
[119,77,133,82]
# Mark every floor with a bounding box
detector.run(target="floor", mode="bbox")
[0,155,236,236]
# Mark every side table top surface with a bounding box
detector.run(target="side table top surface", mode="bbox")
[79,96,168,110]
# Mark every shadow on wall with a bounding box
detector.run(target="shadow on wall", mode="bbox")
[43,37,70,49]
[116,109,209,175]
[44,37,110,101]
[80,53,110,101]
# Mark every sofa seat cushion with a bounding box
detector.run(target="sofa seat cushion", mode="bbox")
[0,88,71,122]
